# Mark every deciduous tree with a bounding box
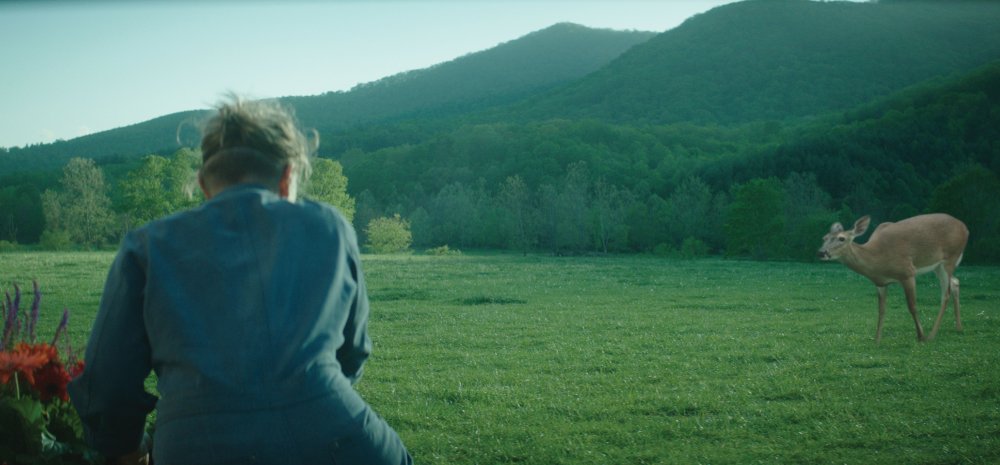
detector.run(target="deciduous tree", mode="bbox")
[498,175,535,254]
[43,158,114,247]
[305,158,356,222]
[725,177,786,259]
[591,178,631,253]
[118,149,201,229]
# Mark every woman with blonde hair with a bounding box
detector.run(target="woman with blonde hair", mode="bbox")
[69,95,412,465]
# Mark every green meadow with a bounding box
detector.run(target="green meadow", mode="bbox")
[3,251,1000,464]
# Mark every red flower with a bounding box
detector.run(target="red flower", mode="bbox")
[31,360,72,402]
[0,345,49,385]
[1,343,74,403]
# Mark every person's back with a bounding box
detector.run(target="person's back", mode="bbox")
[69,96,412,465]
[142,188,365,413]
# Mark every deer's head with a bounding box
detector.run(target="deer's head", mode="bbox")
[818,215,870,260]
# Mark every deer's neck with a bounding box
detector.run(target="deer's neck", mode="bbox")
[840,242,890,284]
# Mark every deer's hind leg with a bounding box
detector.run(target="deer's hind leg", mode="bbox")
[928,264,953,340]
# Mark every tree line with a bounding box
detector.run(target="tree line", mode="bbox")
[0,144,845,261]
[3,62,997,261]
[0,150,356,252]
[3,139,996,262]
[347,161,836,260]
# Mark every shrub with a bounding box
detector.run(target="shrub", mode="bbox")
[653,243,675,257]
[364,214,412,254]
[426,245,461,256]
[680,237,710,259]
[38,230,72,251]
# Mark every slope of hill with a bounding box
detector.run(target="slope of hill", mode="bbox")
[706,59,1000,216]
[337,59,1000,204]
[329,59,1000,258]
[7,0,1000,174]
[700,58,1000,260]
[496,0,1000,125]
[0,23,654,176]
[286,23,656,131]
[1,110,206,175]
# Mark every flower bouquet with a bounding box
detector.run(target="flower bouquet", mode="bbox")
[1,281,99,465]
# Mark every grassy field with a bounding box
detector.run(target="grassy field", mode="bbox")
[3,251,999,464]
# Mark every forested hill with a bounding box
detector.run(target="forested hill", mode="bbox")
[490,0,1000,125]
[5,0,1000,170]
[334,59,1000,261]
[0,110,206,175]
[4,0,1000,260]
[284,23,656,132]
[0,23,653,175]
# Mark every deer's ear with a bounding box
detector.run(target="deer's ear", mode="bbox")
[853,215,871,236]
[830,222,844,233]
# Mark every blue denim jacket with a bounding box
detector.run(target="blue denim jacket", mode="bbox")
[68,185,376,459]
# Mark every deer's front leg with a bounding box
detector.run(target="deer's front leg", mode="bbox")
[951,277,962,332]
[876,286,888,345]
[902,277,926,342]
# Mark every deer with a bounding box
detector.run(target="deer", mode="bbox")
[817,213,969,344]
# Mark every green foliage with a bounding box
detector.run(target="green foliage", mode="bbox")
[543,162,592,253]
[38,230,72,252]
[425,245,461,256]
[117,150,200,227]
[679,236,710,259]
[719,60,1000,222]
[0,382,99,465]
[665,176,726,251]
[652,242,675,257]
[365,214,412,254]
[590,179,632,253]
[304,158,356,222]
[497,175,535,254]
[425,182,479,248]
[286,23,654,139]
[725,178,787,259]
[43,158,115,248]
[781,173,839,261]
[0,110,205,177]
[508,1,1000,125]
[0,183,45,245]
[930,164,1000,262]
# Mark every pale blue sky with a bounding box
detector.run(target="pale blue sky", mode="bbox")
[0,1,738,149]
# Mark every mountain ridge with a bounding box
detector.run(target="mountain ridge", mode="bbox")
[0,22,654,174]
[486,0,1000,125]
[3,0,1000,175]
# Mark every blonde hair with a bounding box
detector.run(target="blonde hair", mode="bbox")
[199,94,316,193]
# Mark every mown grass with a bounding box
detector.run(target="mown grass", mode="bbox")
[3,251,999,464]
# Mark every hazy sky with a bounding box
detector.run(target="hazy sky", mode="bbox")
[0,1,738,149]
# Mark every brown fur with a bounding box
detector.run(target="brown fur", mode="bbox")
[818,214,969,343]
